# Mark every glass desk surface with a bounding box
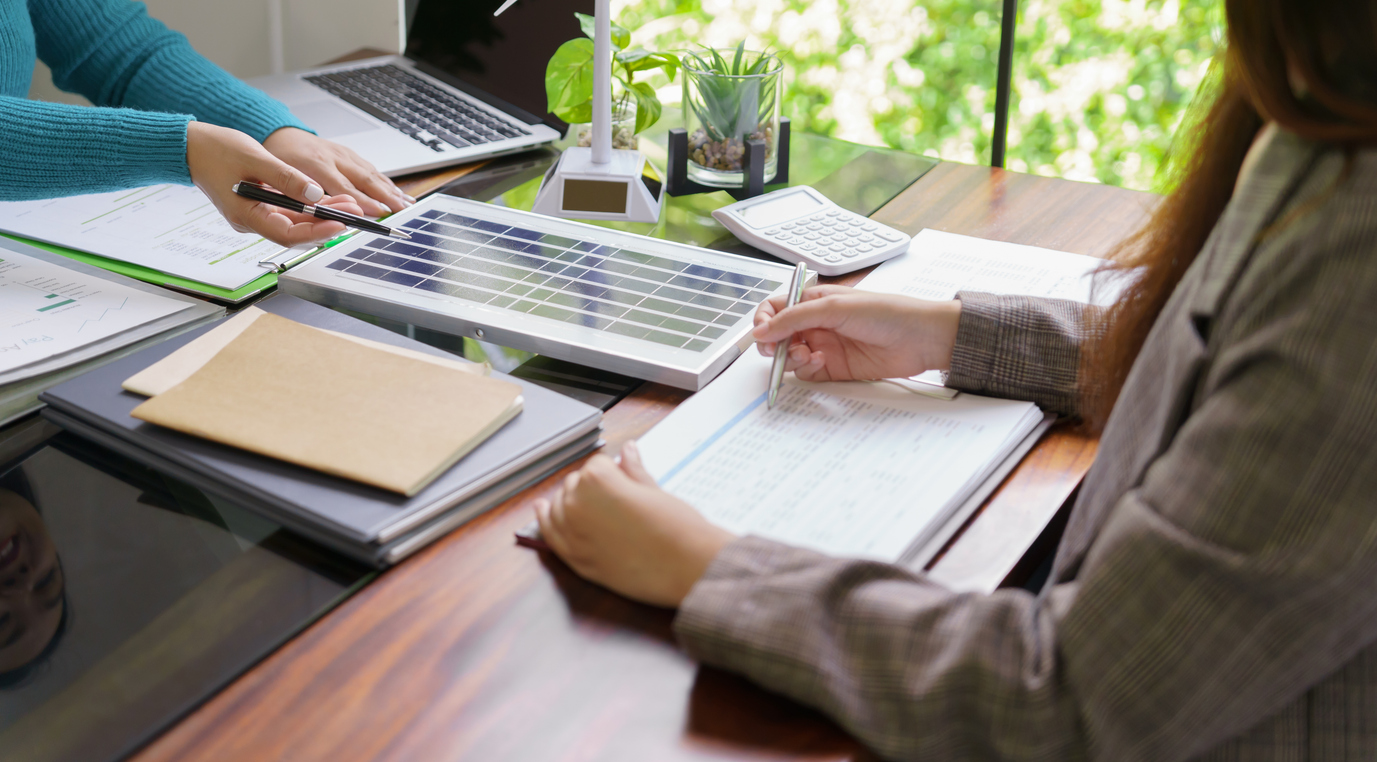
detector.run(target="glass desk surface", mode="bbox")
[0,417,374,762]
[382,120,937,402]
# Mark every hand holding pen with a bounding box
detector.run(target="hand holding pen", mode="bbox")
[232,182,412,241]
[766,262,809,409]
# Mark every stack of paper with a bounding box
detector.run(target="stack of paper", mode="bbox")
[0,239,222,425]
[0,185,323,303]
[857,229,1135,392]
[125,309,523,497]
[39,296,604,566]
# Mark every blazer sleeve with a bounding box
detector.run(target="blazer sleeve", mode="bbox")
[945,292,1099,418]
[674,206,1377,760]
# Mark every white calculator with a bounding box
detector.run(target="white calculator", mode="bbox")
[711,185,911,276]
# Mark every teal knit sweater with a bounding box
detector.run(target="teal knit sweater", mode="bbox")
[0,0,308,200]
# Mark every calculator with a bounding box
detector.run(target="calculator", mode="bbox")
[711,185,911,276]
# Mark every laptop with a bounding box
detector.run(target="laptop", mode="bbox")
[247,0,592,177]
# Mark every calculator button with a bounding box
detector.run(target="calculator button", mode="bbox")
[809,214,827,222]
[805,224,822,231]
[828,244,847,253]
[841,250,858,258]
[765,228,782,236]
[859,234,875,243]
[803,232,821,240]
[861,222,878,232]
[825,255,843,263]
[826,210,841,217]
[800,242,818,251]
[875,230,905,242]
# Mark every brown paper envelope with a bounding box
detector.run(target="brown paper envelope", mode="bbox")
[130,312,522,496]
[122,307,487,398]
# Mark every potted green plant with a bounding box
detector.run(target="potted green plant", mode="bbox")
[682,44,783,187]
[545,14,678,150]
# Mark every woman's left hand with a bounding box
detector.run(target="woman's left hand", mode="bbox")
[262,127,414,217]
[534,441,736,608]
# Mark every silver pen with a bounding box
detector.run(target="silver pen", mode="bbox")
[767,261,809,410]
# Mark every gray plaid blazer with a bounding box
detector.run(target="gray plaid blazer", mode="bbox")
[674,129,1377,761]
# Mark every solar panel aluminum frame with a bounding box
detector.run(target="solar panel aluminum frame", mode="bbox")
[280,196,800,390]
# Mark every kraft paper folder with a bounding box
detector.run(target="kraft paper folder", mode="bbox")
[38,295,604,566]
[126,311,523,496]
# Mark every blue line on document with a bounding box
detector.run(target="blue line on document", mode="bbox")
[658,391,769,485]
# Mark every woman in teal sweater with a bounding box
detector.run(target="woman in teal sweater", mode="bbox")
[1,0,412,245]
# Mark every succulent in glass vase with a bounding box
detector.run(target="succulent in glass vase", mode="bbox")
[682,45,783,188]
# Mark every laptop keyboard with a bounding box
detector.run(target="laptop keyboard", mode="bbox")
[304,64,531,153]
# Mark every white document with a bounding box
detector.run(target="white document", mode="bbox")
[858,228,1131,306]
[0,249,192,373]
[0,185,295,290]
[638,351,1042,561]
[858,229,1135,388]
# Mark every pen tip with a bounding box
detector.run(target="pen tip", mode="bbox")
[395,231,412,240]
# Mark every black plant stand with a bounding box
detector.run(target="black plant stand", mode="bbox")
[665,117,790,200]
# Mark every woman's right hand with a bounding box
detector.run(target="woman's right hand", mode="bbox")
[185,121,364,247]
[752,285,962,382]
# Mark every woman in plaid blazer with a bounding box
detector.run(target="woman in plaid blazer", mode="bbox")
[536,1,1377,758]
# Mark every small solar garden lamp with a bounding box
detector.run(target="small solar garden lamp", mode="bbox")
[494,0,664,223]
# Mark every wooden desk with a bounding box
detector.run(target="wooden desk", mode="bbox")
[132,163,1152,762]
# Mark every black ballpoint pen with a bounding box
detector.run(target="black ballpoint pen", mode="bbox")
[232,182,411,240]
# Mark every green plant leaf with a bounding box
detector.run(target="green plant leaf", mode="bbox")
[545,38,596,123]
[618,50,678,82]
[628,81,661,133]
[575,12,630,50]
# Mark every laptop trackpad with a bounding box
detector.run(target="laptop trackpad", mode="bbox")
[290,100,379,138]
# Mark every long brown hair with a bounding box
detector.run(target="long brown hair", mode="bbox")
[1080,0,1377,429]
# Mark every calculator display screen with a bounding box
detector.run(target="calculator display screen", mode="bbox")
[738,191,825,229]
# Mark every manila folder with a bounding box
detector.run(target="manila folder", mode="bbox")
[130,312,523,496]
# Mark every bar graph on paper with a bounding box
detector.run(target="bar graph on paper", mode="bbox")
[0,185,294,290]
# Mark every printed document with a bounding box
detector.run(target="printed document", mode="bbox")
[0,249,191,373]
[0,185,294,290]
[638,351,1042,561]
[858,229,1135,388]
[859,228,1131,306]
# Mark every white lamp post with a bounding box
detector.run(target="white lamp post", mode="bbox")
[495,0,664,222]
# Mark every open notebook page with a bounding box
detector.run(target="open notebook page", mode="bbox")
[638,351,1042,562]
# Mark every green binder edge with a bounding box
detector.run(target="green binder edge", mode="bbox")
[1,232,356,304]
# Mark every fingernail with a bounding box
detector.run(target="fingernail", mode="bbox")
[303,183,324,203]
[403,194,418,204]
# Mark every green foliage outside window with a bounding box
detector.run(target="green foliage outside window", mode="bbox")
[612,0,1224,191]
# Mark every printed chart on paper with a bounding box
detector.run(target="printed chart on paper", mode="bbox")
[0,250,190,373]
[0,185,292,290]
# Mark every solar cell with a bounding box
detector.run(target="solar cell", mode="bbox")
[283,195,797,389]
[312,212,780,354]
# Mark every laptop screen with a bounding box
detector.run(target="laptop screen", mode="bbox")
[405,0,594,129]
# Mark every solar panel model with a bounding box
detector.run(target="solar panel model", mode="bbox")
[280,195,802,389]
